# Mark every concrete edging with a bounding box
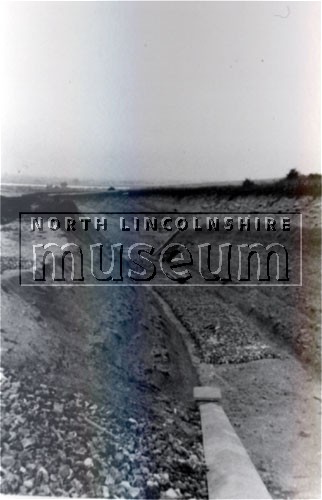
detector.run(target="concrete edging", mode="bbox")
[194,386,271,500]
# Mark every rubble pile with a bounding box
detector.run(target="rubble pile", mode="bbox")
[1,370,207,499]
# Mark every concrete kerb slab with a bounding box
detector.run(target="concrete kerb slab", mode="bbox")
[194,386,222,403]
[194,386,271,500]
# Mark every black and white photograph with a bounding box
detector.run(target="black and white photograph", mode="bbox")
[1,1,321,499]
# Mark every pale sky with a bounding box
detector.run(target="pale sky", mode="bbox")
[1,1,320,184]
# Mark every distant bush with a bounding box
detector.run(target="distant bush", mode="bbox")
[286,168,300,180]
[242,178,255,189]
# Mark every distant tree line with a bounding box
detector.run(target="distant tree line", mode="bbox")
[239,169,321,198]
[124,169,321,198]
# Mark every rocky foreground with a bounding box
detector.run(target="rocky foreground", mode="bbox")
[0,368,207,499]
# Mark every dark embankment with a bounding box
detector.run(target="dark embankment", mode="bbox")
[1,192,79,225]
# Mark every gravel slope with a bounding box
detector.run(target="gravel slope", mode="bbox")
[1,369,207,498]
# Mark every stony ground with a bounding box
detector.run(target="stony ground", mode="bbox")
[1,369,207,498]
[1,188,321,499]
